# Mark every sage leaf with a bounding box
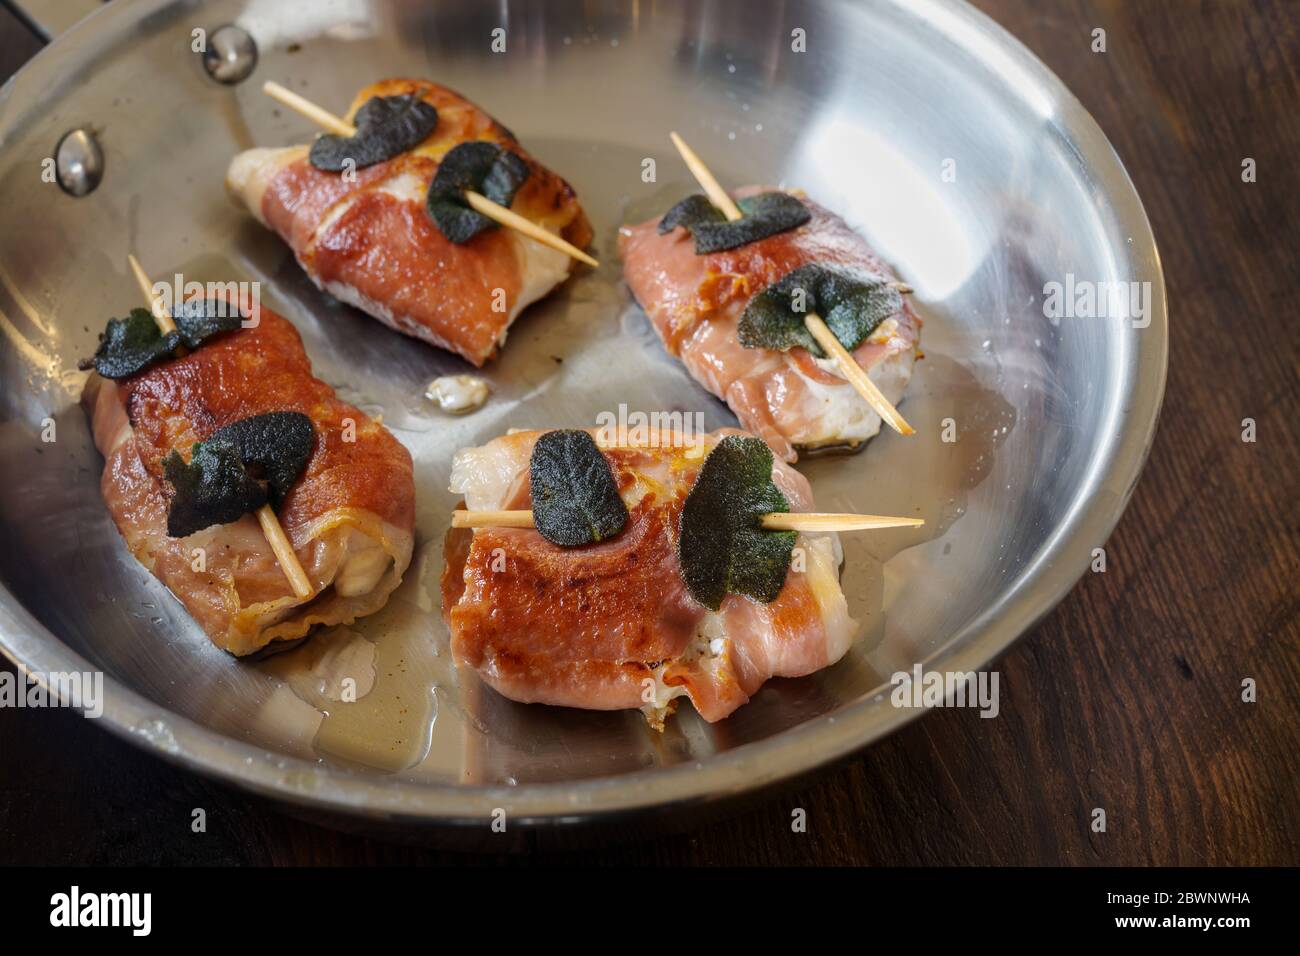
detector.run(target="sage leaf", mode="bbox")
[658,191,810,254]
[308,94,439,171]
[171,297,244,348]
[658,194,726,235]
[79,308,180,380]
[529,430,628,547]
[738,263,904,356]
[163,411,315,538]
[164,441,267,538]
[79,299,245,380]
[426,140,531,244]
[678,435,795,611]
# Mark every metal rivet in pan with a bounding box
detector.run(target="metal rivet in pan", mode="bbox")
[201,24,258,84]
[54,128,104,197]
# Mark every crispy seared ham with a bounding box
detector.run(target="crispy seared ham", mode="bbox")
[82,303,415,656]
[441,428,856,725]
[619,189,920,462]
[226,79,593,366]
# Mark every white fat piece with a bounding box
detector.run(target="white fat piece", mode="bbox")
[449,441,527,509]
[799,534,855,664]
[334,529,393,598]
[225,146,308,226]
[426,374,489,414]
[794,343,915,449]
[86,375,132,456]
[503,230,571,337]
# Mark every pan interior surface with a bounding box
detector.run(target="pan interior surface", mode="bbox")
[0,0,1165,822]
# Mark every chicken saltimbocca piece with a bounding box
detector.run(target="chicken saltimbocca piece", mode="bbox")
[83,301,415,656]
[441,428,856,726]
[226,79,593,366]
[620,188,920,462]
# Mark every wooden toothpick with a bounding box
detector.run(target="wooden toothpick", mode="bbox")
[450,508,923,534]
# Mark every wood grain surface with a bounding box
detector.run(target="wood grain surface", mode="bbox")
[0,0,1295,865]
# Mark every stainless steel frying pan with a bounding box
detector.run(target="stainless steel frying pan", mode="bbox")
[0,0,1166,837]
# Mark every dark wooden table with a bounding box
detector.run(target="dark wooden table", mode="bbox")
[1,0,1295,865]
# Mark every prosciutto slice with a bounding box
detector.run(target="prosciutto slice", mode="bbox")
[619,189,920,462]
[226,79,593,366]
[441,428,856,725]
[82,302,415,656]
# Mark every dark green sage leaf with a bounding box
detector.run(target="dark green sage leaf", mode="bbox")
[164,442,268,538]
[78,308,180,380]
[529,430,628,547]
[171,297,244,349]
[658,191,811,254]
[677,435,795,611]
[308,94,439,171]
[79,299,247,380]
[738,263,904,356]
[163,411,315,538]
[206,412,315,508]
[658,194,726,235]
[426,140,531,244]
